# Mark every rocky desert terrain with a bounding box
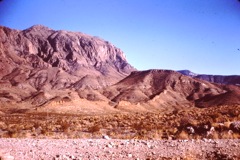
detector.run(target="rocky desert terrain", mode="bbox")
[0,25,240,159]
[0,138,240,160]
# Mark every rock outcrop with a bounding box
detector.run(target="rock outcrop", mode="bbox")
[0,25,135,90]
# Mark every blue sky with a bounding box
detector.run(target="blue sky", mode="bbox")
[0,0,240,75]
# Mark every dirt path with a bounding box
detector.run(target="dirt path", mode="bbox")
[0,138,239,159]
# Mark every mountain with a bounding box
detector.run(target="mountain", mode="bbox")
[178,70,240,86]
[104,70,240,109]
[0,25,134,108]
[0,25,135,89]
[0,25,239,114]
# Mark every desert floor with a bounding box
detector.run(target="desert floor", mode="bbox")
[0,138,240,160]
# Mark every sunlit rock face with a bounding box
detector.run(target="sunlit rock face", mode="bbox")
[0,25,135,91]
[0,25,135,105]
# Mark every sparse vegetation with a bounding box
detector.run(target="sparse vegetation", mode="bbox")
[0,105,239,139]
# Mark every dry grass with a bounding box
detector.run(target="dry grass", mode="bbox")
[0,105,239,139]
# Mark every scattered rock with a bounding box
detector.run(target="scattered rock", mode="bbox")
[106,144,112,148]
[0,138,239,159]
[128,154,133,158]
[102,135,111,140]
[186,126,195,134]
[230,121,240,132]
[0,154,15,160]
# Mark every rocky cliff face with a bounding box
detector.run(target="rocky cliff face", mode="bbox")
[0,25,135,91]
[178,70,240,86]
[0,25,135,106]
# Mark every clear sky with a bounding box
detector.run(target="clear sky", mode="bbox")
[0,0,240,75]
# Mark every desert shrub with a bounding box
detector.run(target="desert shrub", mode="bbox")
[60,121,70,133]
[179,117,197,128]
[161,130,169,139]
[206,150,233,160]
[33,122,41,129]
[220,131,233,139]
[193,122,211,135]
[212,123,228,132]
[228,109,239,117]
[177,131,189,139]
[0,122,7,130]
[7,129,18,138]
[40,127,48,135]
[168,127,178,135]
[88,124,101,133]
[135,129,148,139]
[207,131,219,139]
[210,113,222,122]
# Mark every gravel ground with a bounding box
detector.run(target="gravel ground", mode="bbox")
[0,138,239,160]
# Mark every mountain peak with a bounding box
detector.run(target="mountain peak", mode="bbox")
[0,25,135,90]
[178,70,198,77]
[28,24,52,31]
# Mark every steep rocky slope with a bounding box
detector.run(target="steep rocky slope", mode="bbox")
[178,70,240,86]
[0,25,135,107]
[0,25,134,89]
